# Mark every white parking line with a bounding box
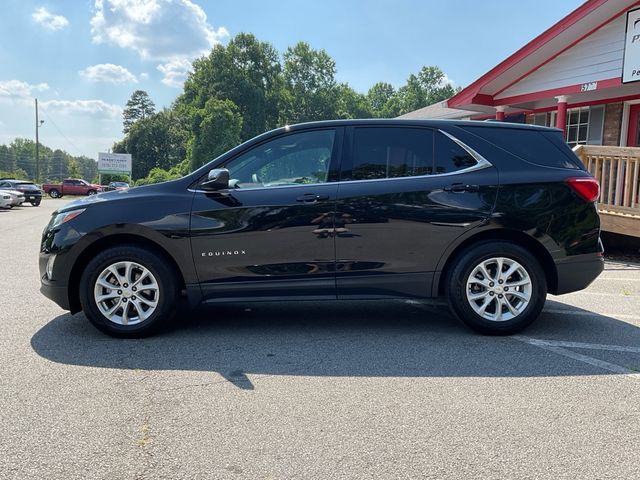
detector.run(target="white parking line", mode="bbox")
[543,308,640,321]
[514,335,640,380]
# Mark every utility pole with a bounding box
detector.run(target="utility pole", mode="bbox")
[35,99,44,183]
[35,98,39,182]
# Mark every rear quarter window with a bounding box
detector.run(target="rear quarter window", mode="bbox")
[463,126,582,169]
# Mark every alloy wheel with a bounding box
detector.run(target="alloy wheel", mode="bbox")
[93,261,160,326]
[465,257,532,322]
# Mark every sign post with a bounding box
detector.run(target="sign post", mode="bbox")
[98,152,132,183]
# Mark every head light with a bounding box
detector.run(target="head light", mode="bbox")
[49,208,86,229]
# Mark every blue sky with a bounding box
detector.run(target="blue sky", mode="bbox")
[0,0,583,158]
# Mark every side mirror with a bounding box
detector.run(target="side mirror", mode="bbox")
[201,168,230,191]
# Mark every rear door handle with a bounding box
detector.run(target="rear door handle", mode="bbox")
[443,183,479,193]
[296,193,330,203]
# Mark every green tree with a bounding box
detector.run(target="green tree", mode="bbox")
[395,66,456,115]
[181,33,282,141]
[281,42,338,123]
[67,158,81,178]
[0,144,17,172]
[114,109,188,179]
[334,84,373,119]
[188,98,243,171]
[49,149,68,180]
[367,82,399,118]
[123,90,156,134]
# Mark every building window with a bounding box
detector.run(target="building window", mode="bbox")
[550,105,604,146]
[566,107,589,147]
[533,113,548,126]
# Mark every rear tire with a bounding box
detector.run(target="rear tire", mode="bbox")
[49,189,60,198]
[79,245,181,338]
[446,241,547,335]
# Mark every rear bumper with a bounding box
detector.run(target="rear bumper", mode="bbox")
[553,253,604,295]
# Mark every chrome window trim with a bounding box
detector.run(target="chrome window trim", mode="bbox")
[437,129,493,172]
[189,128,493,194]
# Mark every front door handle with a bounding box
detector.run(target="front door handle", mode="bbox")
[296,193,330,203]
[443,183,479,193]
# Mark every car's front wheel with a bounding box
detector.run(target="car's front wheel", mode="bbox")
[79,245,180,337]
[446,241,547,335]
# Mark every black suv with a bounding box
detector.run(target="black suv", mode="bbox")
[40,120,603,337]
[0,179,42,206]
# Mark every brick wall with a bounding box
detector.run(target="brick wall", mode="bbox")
[603,102,623,146]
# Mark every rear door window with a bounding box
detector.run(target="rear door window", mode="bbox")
[345,127,433,180]
[463,126,581,169]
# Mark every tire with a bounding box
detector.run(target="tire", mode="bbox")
[31,200,41,207]
[87,190,97,195]
[79,245,181,338]
[49,189,60,198]
[446,241,547,335]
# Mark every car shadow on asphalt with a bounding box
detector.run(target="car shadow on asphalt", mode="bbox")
[30,299,640,389]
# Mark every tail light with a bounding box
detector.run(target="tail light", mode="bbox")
[565,177,600,203]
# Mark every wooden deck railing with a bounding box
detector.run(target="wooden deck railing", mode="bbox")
[573,145,640,214]
[573,145,640,237]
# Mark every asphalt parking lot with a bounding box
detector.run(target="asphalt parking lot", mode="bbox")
[1,200,640,479]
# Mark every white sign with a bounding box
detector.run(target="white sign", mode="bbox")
[623,8,640,83]
[98,152,132,174]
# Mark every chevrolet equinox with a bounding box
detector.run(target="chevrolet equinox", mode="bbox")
[40,120,603,337]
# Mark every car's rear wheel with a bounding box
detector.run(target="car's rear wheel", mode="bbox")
[49,189,60,198]
[79,245,180,337]
[446,241,547,335]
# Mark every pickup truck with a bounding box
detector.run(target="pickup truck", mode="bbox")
[42,179,103,198]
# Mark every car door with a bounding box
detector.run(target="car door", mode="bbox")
[334,125,499,299]
[190,127,343,302]
[63,179,76,195]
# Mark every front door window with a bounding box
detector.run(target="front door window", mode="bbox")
[225,129,335,189]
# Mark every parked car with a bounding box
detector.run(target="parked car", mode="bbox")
[0,192,13,209]
[42,179,103,198]
[0,188,25,206]
[103,181,130,192]
[39,119,603,338]
[0,179,42,206]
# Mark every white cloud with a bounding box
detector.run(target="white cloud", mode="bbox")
[0,80,49,100]
[80,63,138,84]
[139,72,149,79]
[157,58,192,88]
[90,0,228,87]
[439,73,455,87]
[41,99,122,119]
[32,7,69,31]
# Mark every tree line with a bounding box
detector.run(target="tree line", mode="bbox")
[0,138,97,182]
[115,33,456,184]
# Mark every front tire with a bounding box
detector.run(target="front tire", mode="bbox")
[79,245,180,338]
[87,190,97,195]
[446,241,547,335]
[31,200,41,206]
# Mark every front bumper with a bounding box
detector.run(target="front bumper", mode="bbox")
[553,253,604,295]
[40,279,71,310]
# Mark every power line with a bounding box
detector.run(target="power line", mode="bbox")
[38,103,83,156]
